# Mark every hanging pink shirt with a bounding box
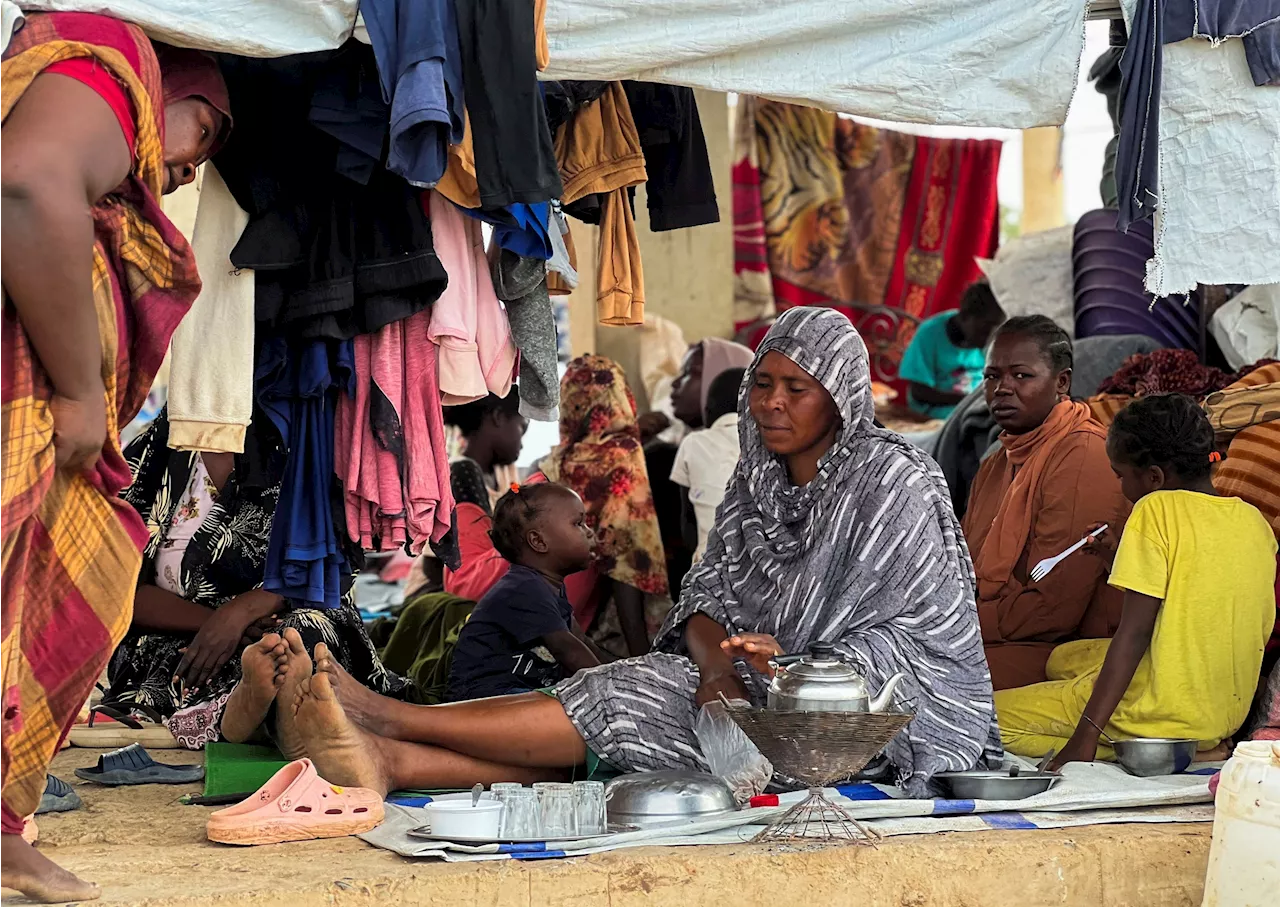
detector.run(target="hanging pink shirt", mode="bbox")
[336,308,454,555]
[424,191,517,405]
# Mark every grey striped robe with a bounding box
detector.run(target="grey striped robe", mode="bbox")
[556,307,1002,795]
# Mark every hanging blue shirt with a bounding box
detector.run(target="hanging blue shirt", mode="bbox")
[362,0,465,187]
[461,203,552,260]
[257,337,350,609]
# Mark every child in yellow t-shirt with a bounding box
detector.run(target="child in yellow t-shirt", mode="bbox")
[996,394,1277,766]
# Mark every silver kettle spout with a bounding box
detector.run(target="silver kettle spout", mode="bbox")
[869,672,907,712]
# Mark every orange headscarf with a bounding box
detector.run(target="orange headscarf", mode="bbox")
[972,400,1108,596]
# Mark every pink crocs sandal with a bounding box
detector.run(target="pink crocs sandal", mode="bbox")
[206,758,384,845]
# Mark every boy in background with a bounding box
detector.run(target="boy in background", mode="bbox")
[899,281,1005,419]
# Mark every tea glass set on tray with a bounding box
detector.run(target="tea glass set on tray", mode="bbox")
[413,779,609,844]
[412,642,1194,845]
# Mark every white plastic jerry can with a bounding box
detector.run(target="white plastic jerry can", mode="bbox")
[1201,741,1280,907]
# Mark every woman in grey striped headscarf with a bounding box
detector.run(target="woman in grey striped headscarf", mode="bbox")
[556,307,1002,794]
[292,307,1000,798]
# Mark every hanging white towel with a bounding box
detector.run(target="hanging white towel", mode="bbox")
[1146,36,1280,295]
[167,163,255,453]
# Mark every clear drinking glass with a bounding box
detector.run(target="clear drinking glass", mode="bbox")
[489,782,523,805]
[534,781,576,838]
[500,788,540,839]
[573,780,606,835]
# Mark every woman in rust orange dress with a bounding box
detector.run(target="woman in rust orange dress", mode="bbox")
[963,316,1130,691]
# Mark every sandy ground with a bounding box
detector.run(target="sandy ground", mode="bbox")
[2,747,1213,907]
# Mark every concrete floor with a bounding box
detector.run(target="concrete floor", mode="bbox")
[4,747,1213,907]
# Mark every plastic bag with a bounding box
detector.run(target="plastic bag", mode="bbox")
[694,701,773,804]
[1209,284,1280,371]
[976,226,1074,337]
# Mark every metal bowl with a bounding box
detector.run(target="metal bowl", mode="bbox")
[604,771,737,828]
[1111,738,1197,777]
[934,770,1060,800]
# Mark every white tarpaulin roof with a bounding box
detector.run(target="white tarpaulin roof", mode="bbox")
[20,0,1092,128]
[543,0,1090,128]
[17,0,358,57]
[13,0,1277,294]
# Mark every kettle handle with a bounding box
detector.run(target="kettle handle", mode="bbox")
[771,642,840,668]
[770,654,806,667]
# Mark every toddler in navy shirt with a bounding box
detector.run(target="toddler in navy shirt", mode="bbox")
[446,483,608,701]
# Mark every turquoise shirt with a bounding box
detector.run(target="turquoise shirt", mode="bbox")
[898,310,986,420]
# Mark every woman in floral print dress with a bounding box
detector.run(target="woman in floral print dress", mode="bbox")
[538,356,672,657]
[103,408,410,749]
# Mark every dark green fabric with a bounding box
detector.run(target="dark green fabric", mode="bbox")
[580,748,620,782]
[366,615,397,650]
[203,743,287,798]
[379,591,475,704]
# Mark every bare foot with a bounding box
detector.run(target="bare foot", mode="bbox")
[273,628,312,760]
[221,634,288,744]
[292,671,389,796]
[312,643,394,736]
[1,833,100,903]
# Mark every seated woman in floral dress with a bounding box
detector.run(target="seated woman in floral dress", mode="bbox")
[103,408,410,750]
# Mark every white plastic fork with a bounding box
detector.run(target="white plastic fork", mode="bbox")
[1030,525,1108,583]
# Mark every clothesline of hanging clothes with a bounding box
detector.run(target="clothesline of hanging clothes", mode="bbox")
[19,0,1280,298]
[156,2,719,611]
[540,0,1280,298]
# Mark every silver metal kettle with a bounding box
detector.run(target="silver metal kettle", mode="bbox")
[766,642,906,713]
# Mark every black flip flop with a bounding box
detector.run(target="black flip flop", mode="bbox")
[36,775,83,814]
[68,701,178,749]
[74,743,205,786]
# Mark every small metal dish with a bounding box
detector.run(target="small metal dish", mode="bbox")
[604,771,737,828]
[1111,738,1197,777]
[935,769,1060,800]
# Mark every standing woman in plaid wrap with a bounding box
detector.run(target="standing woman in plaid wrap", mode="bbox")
[1,13,230,902]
